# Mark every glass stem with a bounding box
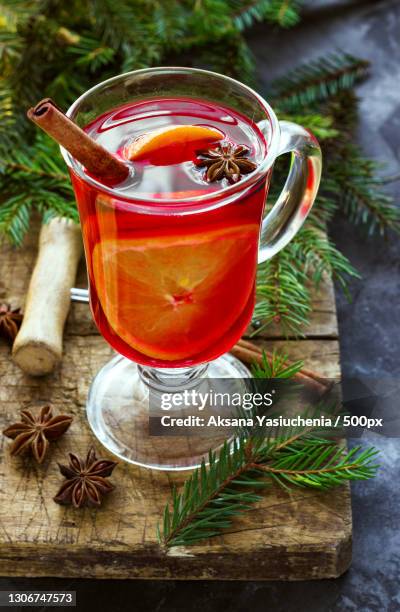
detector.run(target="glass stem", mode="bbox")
[138,364,209,394]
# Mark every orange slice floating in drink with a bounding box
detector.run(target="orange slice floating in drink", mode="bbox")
[124,124,223,165]
[92,224,258,361]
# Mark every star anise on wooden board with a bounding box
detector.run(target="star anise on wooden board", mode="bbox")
[0,303,23,344]
[54,447,118,508]
[3,404,73,463]
[195,142,257,183]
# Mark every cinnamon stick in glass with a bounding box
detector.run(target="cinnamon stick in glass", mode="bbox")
[27,98,129,184]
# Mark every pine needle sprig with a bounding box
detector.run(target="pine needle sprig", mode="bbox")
[251,349,303,378]
[329,144,400,236]
[324,89,360,137]
[257,442,378,489]
[252,221,359,333]
[232,0,302,29]
[264,0,303,28]
[87,0,147,50]
[289,225,360,289]
[159,353,378,548]
[254,248,311,336]
[271,53,369,111]
[159,417,378,547]
[277,111,339,140]
[157,344,378,548]
[0,83,21,161]
[159,439,267,547]
[0,133,76,244]
[67,35,116,72]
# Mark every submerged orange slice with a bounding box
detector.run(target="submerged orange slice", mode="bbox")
[92,225,258,361]
[124,124,223,162]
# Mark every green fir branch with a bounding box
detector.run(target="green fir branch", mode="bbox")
[0,132,76,245]
[324,89,360,137]
[264,0,302,27]
[251,349,303,378]
[253,226,358,335]
[232,0,302,29]
[67,35,116,72]
[277,112,339,140]
[254,248,311,336]
[271,53,369,110]
[0,82,19,157]
[329,144,400,236]
[159,419,378,547]
[289,225,360,290]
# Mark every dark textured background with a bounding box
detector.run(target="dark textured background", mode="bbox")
[1,0,399,609]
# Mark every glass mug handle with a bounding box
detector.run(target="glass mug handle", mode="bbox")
[258,120,322,264]
[70,121,321,303]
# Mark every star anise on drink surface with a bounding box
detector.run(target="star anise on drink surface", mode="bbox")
[3,404,73,463]
[195,142,257,183]
[54,447,118,508]
[0,303,23,344]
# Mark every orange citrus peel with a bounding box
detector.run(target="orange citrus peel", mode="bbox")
[124,124,223,161]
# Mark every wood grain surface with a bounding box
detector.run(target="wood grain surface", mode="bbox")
[0,220,351,580]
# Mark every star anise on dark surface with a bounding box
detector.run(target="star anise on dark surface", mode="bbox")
[3,404,73,463]
[0,303,23,344]
[54,447,118,508]
[194,142,258,183]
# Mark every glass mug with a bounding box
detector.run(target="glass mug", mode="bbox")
[63,67,322,470]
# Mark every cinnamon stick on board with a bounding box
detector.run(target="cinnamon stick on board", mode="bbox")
[27,98,129,184]
[231,338,332,397]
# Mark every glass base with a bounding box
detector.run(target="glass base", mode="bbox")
[87,353,251,471]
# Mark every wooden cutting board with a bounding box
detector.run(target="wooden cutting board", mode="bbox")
[0,221,350,581]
